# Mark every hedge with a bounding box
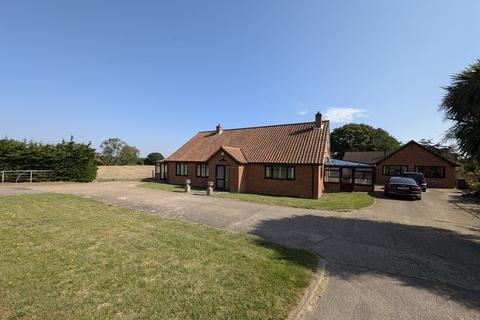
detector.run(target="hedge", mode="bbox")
[0,138,97,182]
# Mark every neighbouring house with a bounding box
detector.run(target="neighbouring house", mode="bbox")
[343,140,459,188]
[156,113,330,198]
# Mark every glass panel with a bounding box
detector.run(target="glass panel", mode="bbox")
[162,164,168,179]
[216,166,224,178]
[354,169,372,185]
[324,168,340,182]
[204,165,209,177]
[416,166,445,178]
[272,166,280,179]
[224,166,229,185]
[287,167,295,179]
[265,166,271,178]
[383,165,407,176]
[341,168,352,184]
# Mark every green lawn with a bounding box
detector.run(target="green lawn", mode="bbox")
[139,182,374,210]
[0,194,316,320]
[140,181,203,192]
[216,192,375,210]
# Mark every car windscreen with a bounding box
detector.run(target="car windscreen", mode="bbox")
[390,177,416,185]
[404,174,421,183]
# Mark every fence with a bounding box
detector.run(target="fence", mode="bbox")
[0,170,54,183]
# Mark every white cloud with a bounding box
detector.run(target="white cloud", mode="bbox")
[297,110,308,116]
[324,107,367,123]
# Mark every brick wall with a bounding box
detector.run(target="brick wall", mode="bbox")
[166,162,209,188]
[167,159,323,198]
[245,164,321,198]
[166,151,241,192]
[376,143,456,188]
[324,181,374,193]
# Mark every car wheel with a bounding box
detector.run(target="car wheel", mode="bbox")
[422,188,427,192]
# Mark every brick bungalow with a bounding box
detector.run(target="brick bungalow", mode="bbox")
[157,113,330,199]
[343,140,458,188]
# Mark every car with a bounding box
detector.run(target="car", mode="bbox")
[384,176,422,200]
[402,172,427,191]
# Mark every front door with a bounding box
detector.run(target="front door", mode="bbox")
[340,167,354,192]
[216,165,229,191]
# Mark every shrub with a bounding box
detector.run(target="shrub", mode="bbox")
[467,181,480,195]
[0,138,97,182]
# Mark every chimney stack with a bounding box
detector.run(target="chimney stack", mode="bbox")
[315,112,322,128]
[216,123,223,134]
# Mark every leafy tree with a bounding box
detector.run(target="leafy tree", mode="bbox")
[144,152,164,165]
[99,138,125,165]
[461,160,480,176]
[118,145,140,165]
[331,123,401,159]
[440,59,480,160]
[99,138,140,165]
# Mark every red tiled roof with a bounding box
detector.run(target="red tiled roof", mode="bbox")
[220,146,247,163]
[343,141,459,166]
[166,121,329,164]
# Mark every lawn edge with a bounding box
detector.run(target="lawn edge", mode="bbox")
[288,256,327,320]
[215,193,374,211]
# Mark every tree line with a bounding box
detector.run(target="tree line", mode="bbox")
[97,138,164,166]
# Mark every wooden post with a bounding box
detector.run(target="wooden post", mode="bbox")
[30,171,33,183]
[1,171,4,183]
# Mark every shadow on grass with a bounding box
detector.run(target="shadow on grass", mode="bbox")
[249,213,480,311]
[252,238,319,271]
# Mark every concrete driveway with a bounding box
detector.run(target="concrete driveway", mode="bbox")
[1,181,479,320]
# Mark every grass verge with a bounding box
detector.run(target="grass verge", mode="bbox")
[0,193,316,319]
[216,192,375,210]
[139,182,374,210]
[140,181,203,192]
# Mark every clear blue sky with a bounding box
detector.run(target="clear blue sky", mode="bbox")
[1,0,479,156]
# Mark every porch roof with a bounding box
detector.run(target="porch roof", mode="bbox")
[326,159,375,167]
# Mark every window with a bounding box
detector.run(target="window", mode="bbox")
[175,163,188,176]
[383,165,408,176]
[196,163,209,177]
[155,163,168,179]
[324,167,340,182]
[265,165,295,180]
[415,166,445,178]
[354,168,373,185]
